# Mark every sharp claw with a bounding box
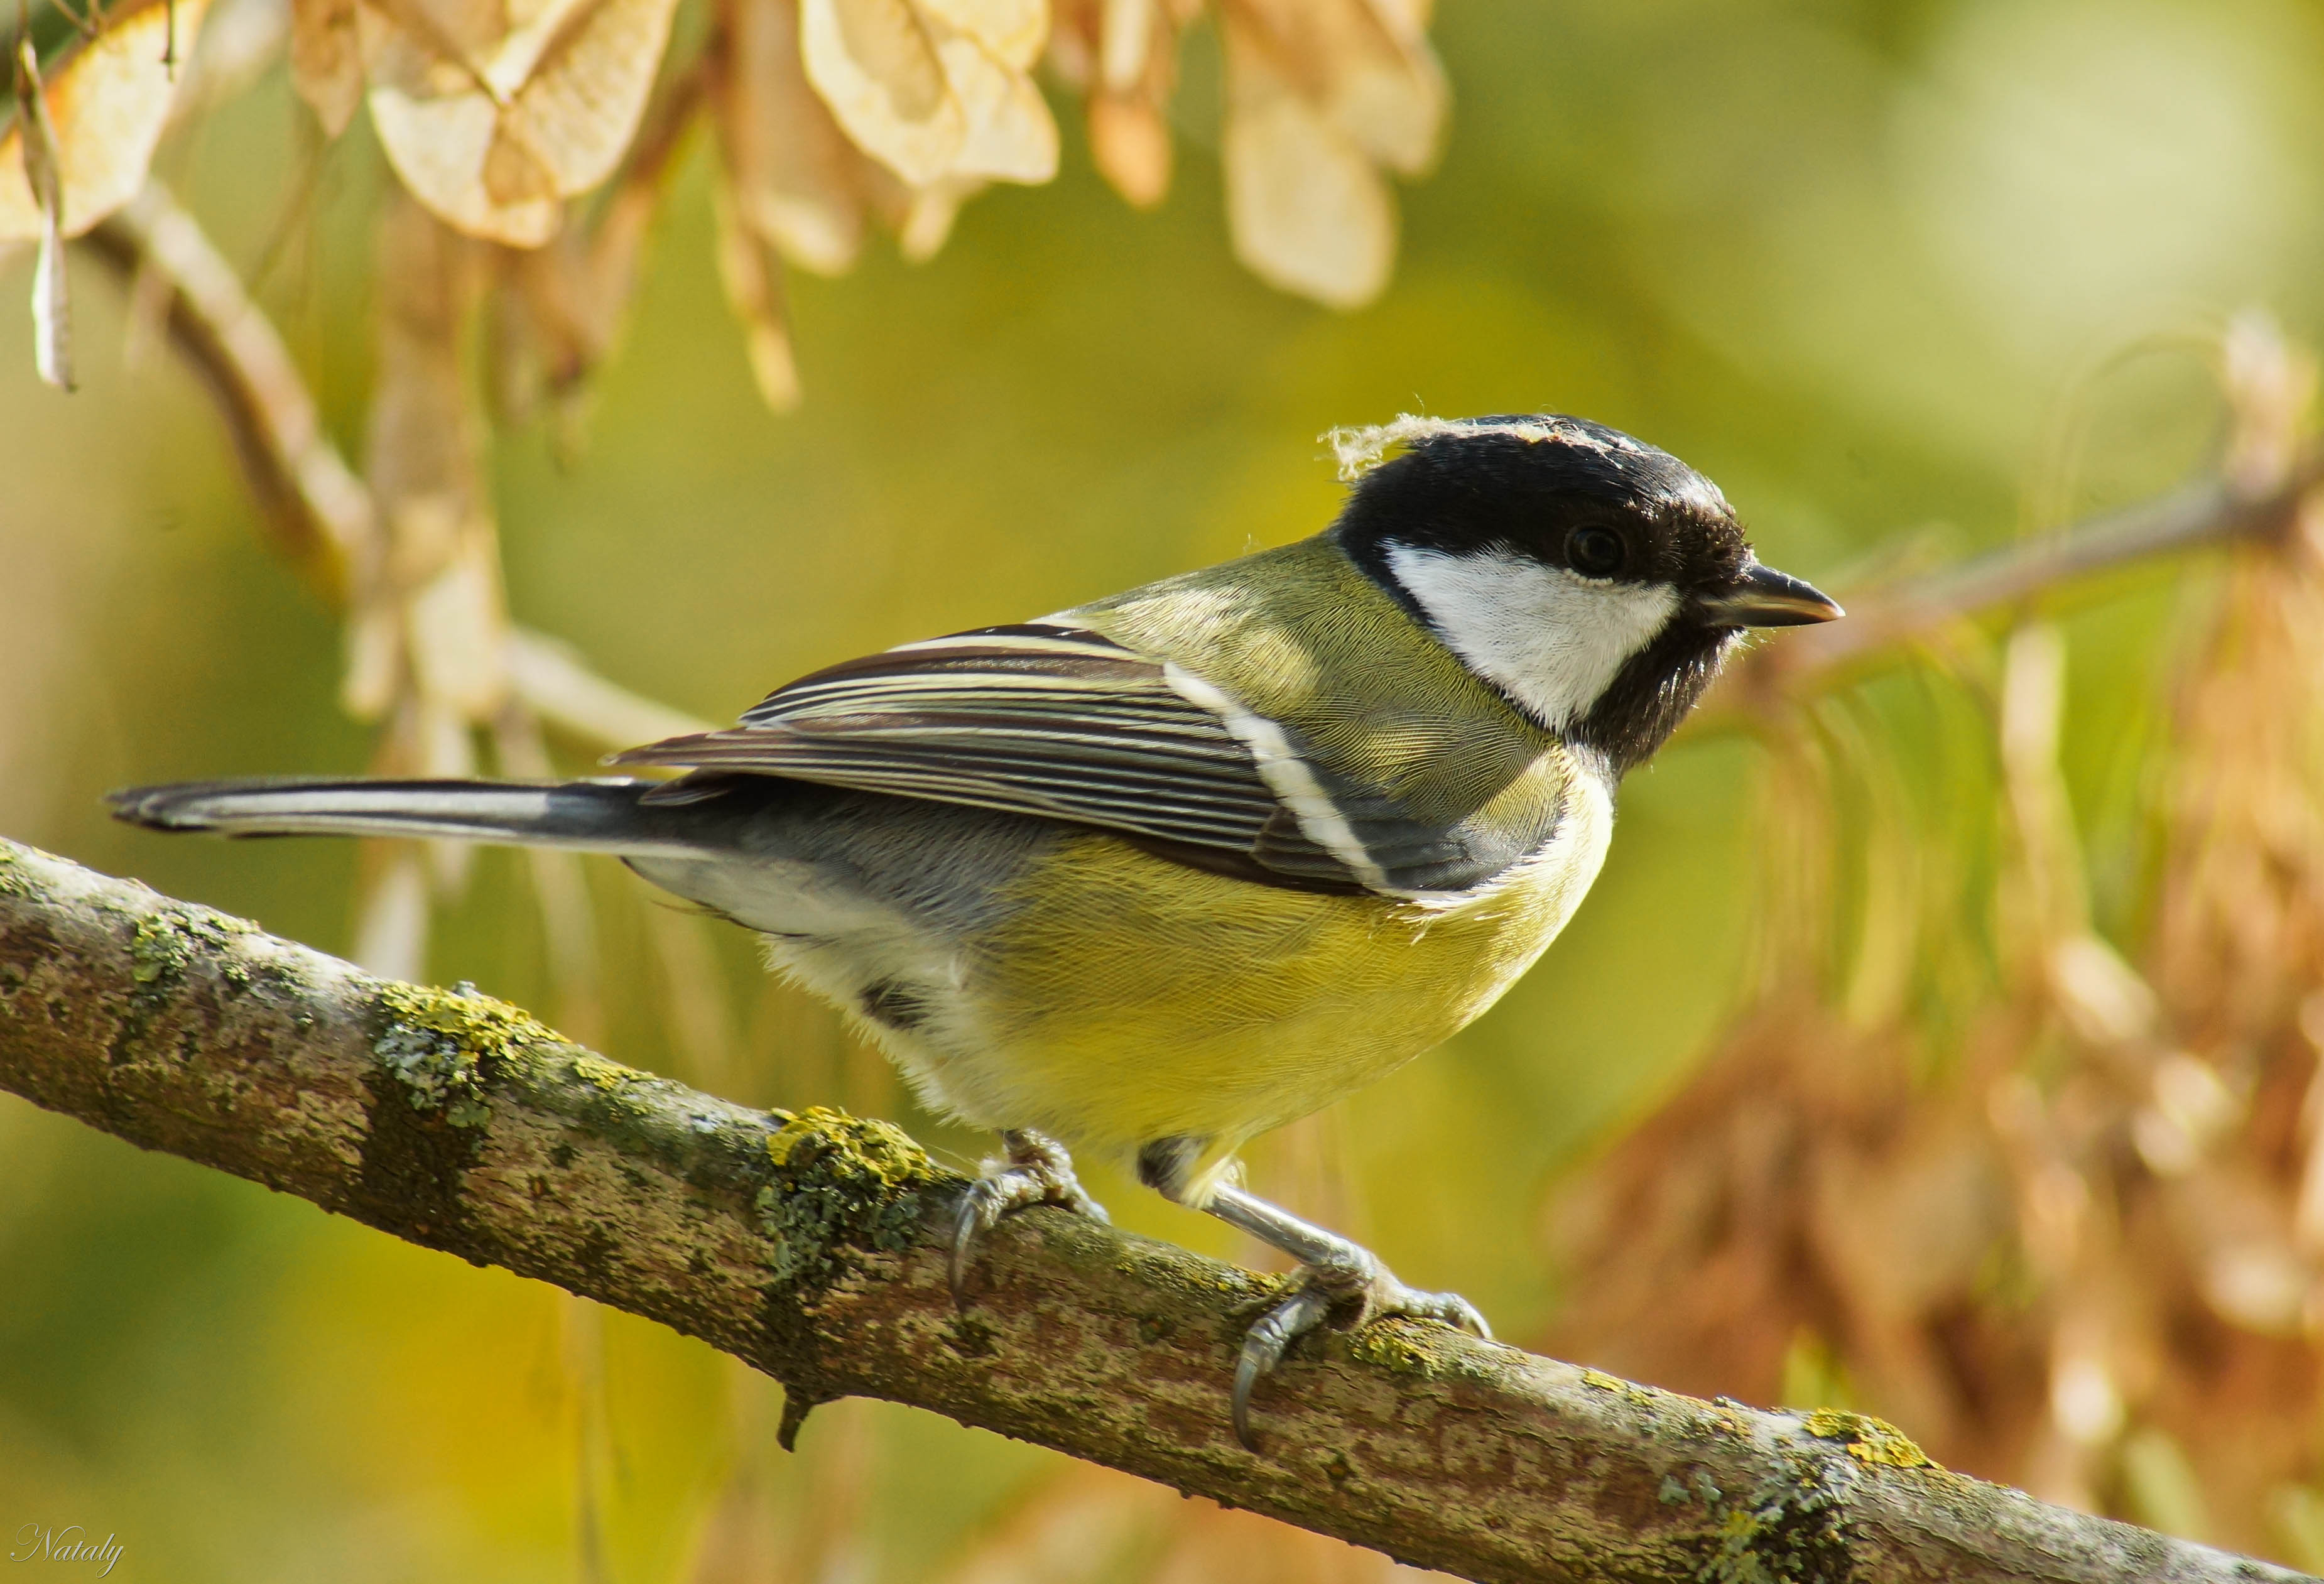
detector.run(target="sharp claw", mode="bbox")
[1231,1311,1282,1450]
[1229,1277,1490,1451]
[1232,1286,1333,1452]
[948,1133,1108,1307]
[949,1190,989,1307]
[1200,1185,1489,1448]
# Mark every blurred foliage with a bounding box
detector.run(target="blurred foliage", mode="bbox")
[9,0,2324,1578]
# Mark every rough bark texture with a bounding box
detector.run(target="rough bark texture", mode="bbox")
[0,837,2306,1584]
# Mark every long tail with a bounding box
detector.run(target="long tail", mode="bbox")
[108,778,711,858]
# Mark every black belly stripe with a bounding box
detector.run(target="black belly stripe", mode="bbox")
[1136,1134,1210,1200]
[857,979,933,1032]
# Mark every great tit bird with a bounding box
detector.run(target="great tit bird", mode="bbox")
[111,413,1838,1446]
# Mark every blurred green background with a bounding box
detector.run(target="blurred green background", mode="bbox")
[5,0,2321,1577]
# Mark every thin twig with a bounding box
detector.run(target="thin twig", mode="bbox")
[0,835,2301,1584]
[506,629,715,749]
[1693,453,2324,732]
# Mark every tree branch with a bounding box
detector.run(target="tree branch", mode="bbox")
[1690,453,2323,731]
[0,837,2298,1583]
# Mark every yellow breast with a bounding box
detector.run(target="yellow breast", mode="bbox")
[947,766,1614,1186]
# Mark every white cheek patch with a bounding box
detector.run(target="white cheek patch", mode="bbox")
[1384,545,1681,729]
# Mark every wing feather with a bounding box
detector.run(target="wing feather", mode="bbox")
[613,624,1362,888]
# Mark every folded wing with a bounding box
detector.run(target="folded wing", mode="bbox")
[612,624,1365,891]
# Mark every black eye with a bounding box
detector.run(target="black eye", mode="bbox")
[1566,526,1625,578]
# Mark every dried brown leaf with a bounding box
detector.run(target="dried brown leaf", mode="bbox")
[1229,0,1441,176]
[1096,0,1149,90]
[488,58,703,426]
[916,0,1042,70]
[715,0,867,274]
[360,0,682,246]
[2154,505,2324,1035]
[1088,88,1166,205]
[713,183,801,411]
[292,0,365,133]
[935,30,1054,182]
[1220,13,1390,310]
[342,602,402,717]
[895,171,979,260]
[1049,0,1173,206]
[0,0,215,244]
[354,195,511,725]
[799,0,962,185]
[406,531,512,715]
[798,0,1053,188]
[2222,312,2316,499]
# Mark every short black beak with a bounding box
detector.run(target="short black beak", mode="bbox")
[1693,560,1843,628]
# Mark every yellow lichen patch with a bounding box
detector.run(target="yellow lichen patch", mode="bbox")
[377,981,567,1061]
[756,1107,939,1288]
[1347,1321,1441,1377]
[374,982,565,1128]
[763,1107,928,1183]
[764,1112,818,1168]
[571,1055,634,1093]
[1582,1368,1626,1392]
[1801,1408,1936,1469]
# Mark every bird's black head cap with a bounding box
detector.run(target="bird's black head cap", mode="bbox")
[1328,414,1835,774]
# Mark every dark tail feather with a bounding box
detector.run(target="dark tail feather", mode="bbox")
[107,778,710,857]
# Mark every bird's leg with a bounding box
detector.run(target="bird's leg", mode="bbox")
[950,1129,1109,1301]
[1203,1183,1490,1450]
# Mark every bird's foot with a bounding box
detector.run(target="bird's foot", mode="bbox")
[1232,1252,1488,1450]
[1199,1183,1487,1451]
[950,1129,1109,1302]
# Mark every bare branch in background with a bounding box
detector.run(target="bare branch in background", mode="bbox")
[0,835,2303,1584]
[13,35,73,389]
[1691,449,2324,734]
[506,629,716,749]
[81,182,710,754]
[84,183,374,596]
